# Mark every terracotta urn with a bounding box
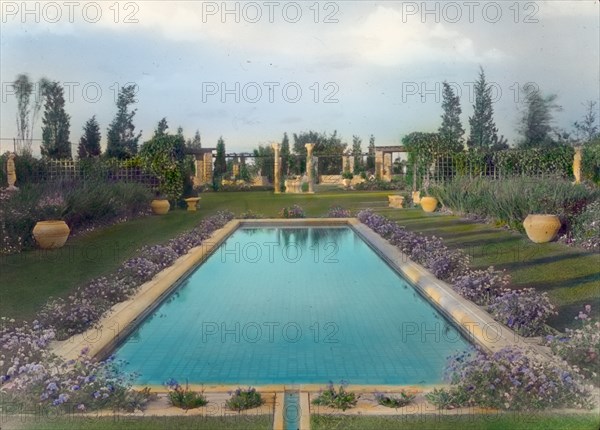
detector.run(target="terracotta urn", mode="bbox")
[184,197,201,212]
[412,191,421,205]
[420,196,438,213]
[151,199,170,215]
[523,214,561,243]
[32,220,70,249]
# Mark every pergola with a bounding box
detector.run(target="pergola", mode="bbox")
[375,146,406,181]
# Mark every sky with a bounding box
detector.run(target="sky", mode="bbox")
[1,0,599,155]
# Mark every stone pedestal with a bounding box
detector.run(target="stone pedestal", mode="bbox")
[305,143,315,193]
[388,195,404,208]
[272,143,281,194]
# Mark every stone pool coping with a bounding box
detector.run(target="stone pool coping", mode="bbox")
[51,217,549,380]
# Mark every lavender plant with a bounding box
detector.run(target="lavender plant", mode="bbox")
[489,288,557,337]
[327,206,352,218]
[280,204,305,219]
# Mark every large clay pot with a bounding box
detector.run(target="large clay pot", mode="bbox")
[523,214,561,243]
[420,196,438,213]
[184,197,201,212]
[32,220,70,249]
[151,199,170,215]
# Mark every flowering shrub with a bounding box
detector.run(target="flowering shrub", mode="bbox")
[138,245,179,269]
[280,204,305,218]
[312,381,359,411]
[327,206,351,218]
[239,210,265,219]
[563,199,600,250]
[546,305,600,385]
[489,288,556,337]
[6,347,152,412]
[226,387,263,411]
[434,346,593,410]
[164,379,208,409]
[453,267,510,306]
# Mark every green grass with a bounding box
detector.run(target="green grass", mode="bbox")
[18,415,272,430]
[311,413,600,430]
[1,190,598,330]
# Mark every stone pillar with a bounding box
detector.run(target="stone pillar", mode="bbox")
[375,150,384,180]
[232,162,240,179]
[573,147,582,184]
[383,153,392,182]
[193,158,203,187]
[272,143,281,194]
[305,143,315,193]
[203,152,213,184]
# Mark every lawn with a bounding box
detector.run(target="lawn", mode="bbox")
[311,413,600,430]
[1,190,598,330]
[16,415,272,430]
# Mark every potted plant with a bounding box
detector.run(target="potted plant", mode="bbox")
[342,170,353,187]
[32,193,70,249]
[419,176,438,213]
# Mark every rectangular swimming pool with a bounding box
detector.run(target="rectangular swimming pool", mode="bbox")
[113,226,470,385]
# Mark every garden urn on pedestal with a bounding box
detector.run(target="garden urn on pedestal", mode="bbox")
[523,214,561,243]
[184,197,201,212]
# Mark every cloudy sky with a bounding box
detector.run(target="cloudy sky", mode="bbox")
[1,1,598,154]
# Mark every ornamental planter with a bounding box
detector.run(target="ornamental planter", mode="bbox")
[523,214,561,243]
[184,197,201,212]
[412,191,421,205]
[388,195,404,208]
[151,199,170,215]
[32,220,70,249]
[420,196,438,213]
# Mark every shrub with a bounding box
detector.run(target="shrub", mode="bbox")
[312,381,359,411]
[374,391,415,408]
[425,387,468,410]
[239,210,265,219]
[582,137,600,184]
[354,179,405,191]
[489,288,557,337]
[226,387,263,411]
[164,379,208,409]
[453,267,510,306]
[327,206,351,218]
[564,199,600,250]
[438,346,593,410]
[546,305,600,385]
[280,204,305,218]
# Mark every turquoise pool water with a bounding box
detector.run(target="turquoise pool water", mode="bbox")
[114,227,470,385]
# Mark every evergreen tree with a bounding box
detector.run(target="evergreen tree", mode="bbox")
[188,130,202,150]
[352,135,363,173]
[573,101,599,143]
[214,136,227,176]
[106,84,141,159]
[439,82,464,147]
[366,134,376,171]
[77,115,101,159]
[517,85,561,148]
[281,132,291,175]
[154,117,168,137]
[41,82,72,159]
[467,67,500,151]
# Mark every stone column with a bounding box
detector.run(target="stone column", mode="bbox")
[383,153,392,182]
[375,150,383,180]
[232,162,240,179]
[272,143,281,194]
[203,152,213,184]
[573,147,582,184]
[305,143,315,193]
